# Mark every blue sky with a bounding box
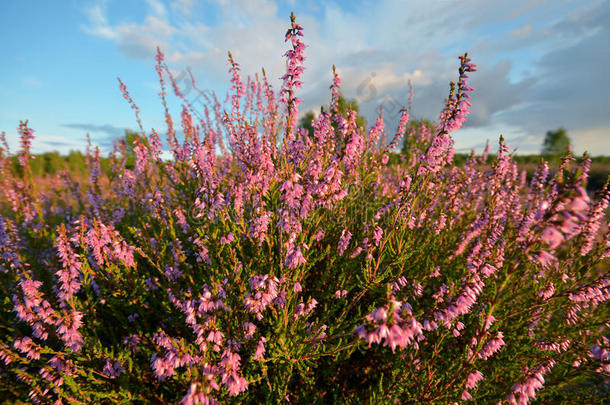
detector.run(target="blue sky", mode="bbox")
[1,0,609,155]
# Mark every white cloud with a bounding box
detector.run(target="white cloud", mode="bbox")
[171,0,197,15]
[510,24,532,39]
[147,0,167,18]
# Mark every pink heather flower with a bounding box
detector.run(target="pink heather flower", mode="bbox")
[102,360,125,379]
[55,225,82,306]
[220,350,248,396]
[387,107,410,151]
[307,298,318,313]
[294,297,318,319]
[17,121,35,167]
[244,275,281,320]
[350,247,363,258]
[534,251,557,269]
[48,355,66,373]
[590,339,610,362]
[581,190,609,255]
[465,370,484,389]
[314,228,325,241]
[566,189,590,213]
[250,211,272,246]
[334,289,348,299]
[413,283,423,297]
[273,291,287,308]
[482,315,496,332]
[14,337,41,360]
[330,65,341,113]
[435,53,476,140]
[293,282,302,293]
[223,373,248,396]
[478,331,505,360]
[280,12,307,136]
[294,302,306,319]
[180,382,219,405]
[419,133,455,174]
[207,330,224,345]
[507,360,555,405]
[243,322,257,339]
[372,226,383,246]
[356,300,425,353]
[337,229,352,256]
[253,337,267,360]
[56,311,84,352]
[123,335,141,352]
[285,245,307,269]
[227,51,245,116]
[461,390,473,401]
[367,113,386,146]
[534,337,572,353]
[220,233,234,244]
[537,283,555,300]
[423,320,438,331]
[540,227,564,249]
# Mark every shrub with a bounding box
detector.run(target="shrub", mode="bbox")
[0,13,608,404]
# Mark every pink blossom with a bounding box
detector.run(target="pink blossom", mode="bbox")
[465,370,484,389]
[478,331,505,360]
[338,229,352,256]
[540,227,564,249]
[253,337,267,360]
[102,360,125,378]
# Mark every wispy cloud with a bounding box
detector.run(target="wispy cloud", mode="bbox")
[22,76,42,90]
[62,123,131,148]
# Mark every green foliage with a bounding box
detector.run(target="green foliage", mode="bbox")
[542,127,571,158]
[400,118,435,156]
[298,94,367,139]
[67,150,87,173]
[298,111,316,139]
[336,93,367,129]
[123,129,148,170]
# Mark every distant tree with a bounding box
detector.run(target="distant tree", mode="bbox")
[42,151,64,175]
[542,127,571,158]
[28,154,44,177]
[67,150,86,174]
[298,94,366,139]
[298,111,316,138]
[123,129,148,169]
[401,118,435,155]
[336,93,366,130]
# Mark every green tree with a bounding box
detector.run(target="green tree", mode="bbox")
[401,118,435,155]
[42,151,64,175]
[542,127,571,158]
[298,111,316,138]
[67,150,87,174]
[122,129,149,169]
[336,93,366,130]
[298,94,367,139]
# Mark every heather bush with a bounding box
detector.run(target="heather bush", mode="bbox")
[0,13,608,404]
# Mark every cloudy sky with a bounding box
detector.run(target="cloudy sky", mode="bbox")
[1,0,609,155]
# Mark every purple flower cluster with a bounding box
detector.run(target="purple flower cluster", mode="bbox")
[355,300,425,352]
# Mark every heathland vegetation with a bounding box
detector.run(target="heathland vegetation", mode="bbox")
[0,13,608,404]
